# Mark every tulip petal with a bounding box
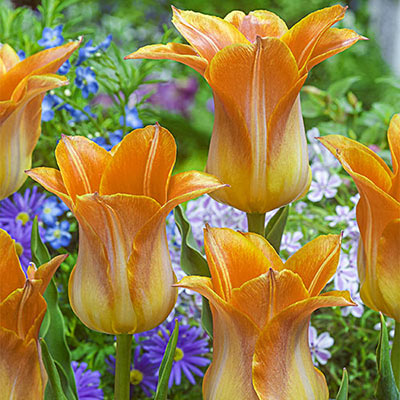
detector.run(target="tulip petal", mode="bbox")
[55,135,112,202]
[0,44,20,73]
[171,6,249,62]
[230,269,309,330]
[388,114,400,199]
[376,219,400,321]
[0,329,45,400]
[125,43,208,76]
[203,226,271,301]
[307,27,365,70]
[281,5,347,71]
[0,230,25,302]
[285,234,342,296]
[224,10,288,42]
[253,292,353,400]
[100,125,175,204]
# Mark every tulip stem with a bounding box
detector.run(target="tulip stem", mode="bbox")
[246,213,266,236]
[391,322,400,389]
[115,334,132,400]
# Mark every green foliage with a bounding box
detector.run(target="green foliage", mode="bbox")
[265,206,289,253]
[336,369,349,400]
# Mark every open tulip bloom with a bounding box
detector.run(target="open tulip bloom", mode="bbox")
[0,229,67,399]
[319,114,400,322]
[27,125,225,334]
[127,5,364,214]
[0,40,80,200]
[176,226,354,400]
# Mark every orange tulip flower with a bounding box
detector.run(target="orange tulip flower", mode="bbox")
[176,227,353,400]
[0,229,67,399]
[0,40,80,200]
[319,114,400,321]
[27,125,225,334]
[126,5,364,213]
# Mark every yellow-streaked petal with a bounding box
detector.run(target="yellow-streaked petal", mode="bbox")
[203,226,271,301]
[307,27,365,70]
[224,10,288,41]
[0,229,25,302]
[25,167,72,210]
[281,5,346,71]
[253,292,353,400]
[171,6,249,62]
[230,269,309,330]
[0,44,20,72]
[285,234,342,296]
[388,114,400,200]
[376,219,400,321]
[100,125,176,204]
[55,135,112,202]
[125,43,208,76]
[0,329,46,400]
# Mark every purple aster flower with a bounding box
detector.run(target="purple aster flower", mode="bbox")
[75,35,112,66]
[280,231,303,255]
[142,318,210,387]
[325,205,354,227]
[72,361,103,399]
[106,347,158,398]
[309,325,334,365]
[119,106,143,129]
[75,67,99,98]
[307,170,342,202]
[0,186,46,228]
[40,196,66,225]
[45,220,71,249]
[38,25,64,49]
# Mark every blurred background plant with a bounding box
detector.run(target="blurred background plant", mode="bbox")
[1,0,399,398]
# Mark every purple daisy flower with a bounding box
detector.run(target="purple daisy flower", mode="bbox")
[309,325,334,365]
[72,361,103,399]
[142,318,210,387]
[106,347,158,398]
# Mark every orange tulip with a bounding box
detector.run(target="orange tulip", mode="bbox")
[126,5,364,213]
[27,125,225,334]
[0,229,66,399]
[319,114,400,321]
[0,41,80,200]
[176,227,353,400]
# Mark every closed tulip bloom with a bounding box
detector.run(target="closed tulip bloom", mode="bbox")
[319,114,400,321]
[177,227,354,400]
[0,41,80,200]
[0,229,66,399]
[27,125,225,334]
[126,6,364,213]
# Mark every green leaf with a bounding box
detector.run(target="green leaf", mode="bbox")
[376,313,400,400]
[328,76,360,98]
[173,205,210,277]
[31,220,78,400]
[201,297,213,339]
[265,206,289,253]
[336,368,349,400]
[154,320,179,400]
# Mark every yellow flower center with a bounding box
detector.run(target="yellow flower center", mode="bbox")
[130,369,143,385]
[16,212,30,225]
[174,347,184,362]
[43,207,52,214]
[53,229,61,238]
[15,242,24,257]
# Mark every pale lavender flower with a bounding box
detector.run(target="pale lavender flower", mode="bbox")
[307,128,339,171]
[294,201,307,214]
[334,253,358,291]
[307,170,342,202]
[325,205,354,227]
[280,231,303,254]
[341,284,364,318]
[309,325,334,365]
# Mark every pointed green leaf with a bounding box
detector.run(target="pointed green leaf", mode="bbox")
[265,206,289,253]
[336,368,349,400]
[201,297,213,339]
[376,313,400,400]
[31,217,51,265]
[154,320,179,400]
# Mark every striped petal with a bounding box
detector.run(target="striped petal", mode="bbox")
[0,44,20,73]
[388,114,400,199]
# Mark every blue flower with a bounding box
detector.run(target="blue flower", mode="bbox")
[142,318,210,387]
[91,136,112,151]
[119,106,143,129]
[75,67,99,98]
[72,361,103,400]
[58,59,71,75]
[42,94,64,121]
[75,35,112,66]
[45,220,71,249]
[17,50,26,60]
[68,105,97,124]
[38,25,64,49]
[40,196,66,225]
[109,129,123,147]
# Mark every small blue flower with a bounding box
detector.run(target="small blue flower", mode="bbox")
[119,106,143,129]
[58,59,71,75]
[72,361,103,399]
[38,25,64,49]
[75,35,112,66]
[68,105,97,124]
[45,220,71,249]
[75,67,99,98]
[42,94,64,122]
[17,50,26,60]
[92,136,112,151]
[40,196,66,225]
[109,129,123,147]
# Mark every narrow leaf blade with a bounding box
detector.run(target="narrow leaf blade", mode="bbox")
[336,368,349,400]
[265,206,289,253]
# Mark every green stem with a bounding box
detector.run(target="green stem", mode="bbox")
[115,334,132,400]
[391,322,400,389]
[246,213,266,236]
